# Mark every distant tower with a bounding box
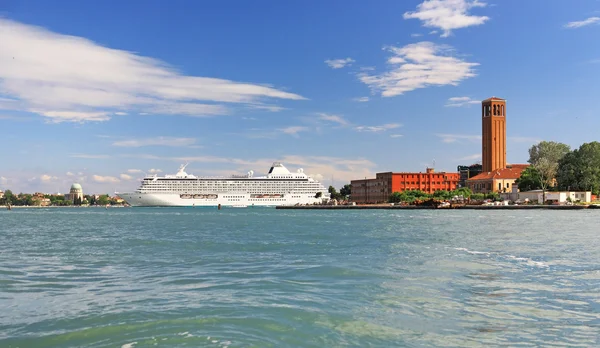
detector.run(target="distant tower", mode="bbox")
[481,97,506,172]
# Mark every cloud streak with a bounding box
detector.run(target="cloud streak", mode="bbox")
[317,113,349,126]
[436,133,481,143]
[355,123,401,132]
[404,0,490,37]
[112,136,197,147]
[324,58,355,69]
[92,175,120,184]
[358,42,478,97]
[564,17,600,29]
[0,18,305,123]
[445,96,480,107]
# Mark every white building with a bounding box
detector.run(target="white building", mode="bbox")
[513,190,591,204]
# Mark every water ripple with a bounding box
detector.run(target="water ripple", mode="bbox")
[0,208,599,347]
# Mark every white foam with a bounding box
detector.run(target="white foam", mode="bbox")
[455,247,490,256]
[121,342,137,348]
[506,255,549,268]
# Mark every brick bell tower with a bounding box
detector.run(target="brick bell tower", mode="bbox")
[481,97,506,172]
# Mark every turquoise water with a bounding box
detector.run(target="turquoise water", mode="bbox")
[1,208,599,347]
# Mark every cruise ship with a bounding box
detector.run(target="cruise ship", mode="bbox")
[117,162,331,207]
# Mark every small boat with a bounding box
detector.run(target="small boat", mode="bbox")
[231,204,247,208]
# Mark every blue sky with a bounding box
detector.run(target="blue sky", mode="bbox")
[1,0,599,194]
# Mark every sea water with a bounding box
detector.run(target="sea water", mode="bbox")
[1,208,599,347]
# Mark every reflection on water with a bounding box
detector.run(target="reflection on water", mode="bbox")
[0,208,599,347]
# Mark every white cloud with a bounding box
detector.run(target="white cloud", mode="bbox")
[148,169,162,174]
[0,176,7,185]
[352,97,370,102]
[404,0,489,37]
[317,113,349,126]
[127,169,142,174]
[39,174,58,183]
[355,123,401,132]
[436,133,481,143]
[564,17,600,29]
[0,18,304,123]
[324,58,355,69]
[115,112,128,116]
[358,42,478,97]
[458,153,481,161]
[71,154,110,159]
[92,175,120,183]
[112,136,197,147]
[66,171,75,176]
[34,110,111,123]
[119,173,134,181]
[445,96,480,107]
[390,134,403,138]
[411,33,424,37]
[278,126,309,137]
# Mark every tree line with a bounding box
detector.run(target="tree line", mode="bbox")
[0,191,115,206]
[388,187,499,203]
[516,141,600,199]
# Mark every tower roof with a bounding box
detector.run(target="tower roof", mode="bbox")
[482,97,506,102]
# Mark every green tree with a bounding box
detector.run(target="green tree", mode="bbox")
[452,187,472,198]
[97,194,111,205]
[389,192,406,203]
[328,186,342,200]
[528,141,571,203]
[556,141,600,195]
[339,184,351,199]
[515,166,542,191]
[471,193,485,201]
[433,190,451,200]
[1,189,14,205]
[85,194,97,205]
[389,190,431,204]
[314,192,322,199]
[485,192,500,201]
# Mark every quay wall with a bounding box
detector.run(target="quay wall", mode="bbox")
[276,205,598,210]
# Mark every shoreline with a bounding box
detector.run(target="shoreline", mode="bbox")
[276,204,599,210]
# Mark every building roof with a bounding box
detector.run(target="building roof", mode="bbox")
[71,183,83,190]
[466,165,528,181]
[482,96,506,102]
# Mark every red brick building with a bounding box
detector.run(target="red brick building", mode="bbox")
[351,168,460,203]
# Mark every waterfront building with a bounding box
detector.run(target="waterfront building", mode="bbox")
[504,190,592,204]
[457,164,482,187]
[466,164,528,194]
[64,183,84,204]
[351,168,460,204]
[0,190,3,199]
[467,97,528,193]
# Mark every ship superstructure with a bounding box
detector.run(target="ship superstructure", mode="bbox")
[118,162,330,207]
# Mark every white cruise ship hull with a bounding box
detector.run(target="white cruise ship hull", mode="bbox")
[118,192,324,207]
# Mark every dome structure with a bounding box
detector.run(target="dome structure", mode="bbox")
[66,183,84,204]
